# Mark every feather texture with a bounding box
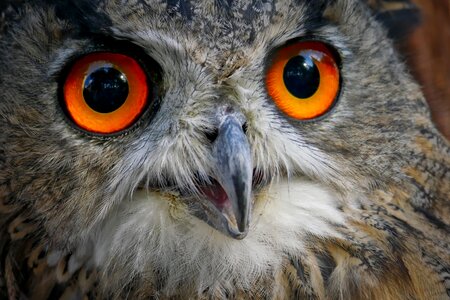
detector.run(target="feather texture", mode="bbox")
[0,0,449,299]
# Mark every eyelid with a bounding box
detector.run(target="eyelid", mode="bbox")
[266,35,344,69]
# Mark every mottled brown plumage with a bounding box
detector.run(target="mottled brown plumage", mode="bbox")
[0,0,449,299]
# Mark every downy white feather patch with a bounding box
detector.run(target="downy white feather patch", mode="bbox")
[89,179,346,295]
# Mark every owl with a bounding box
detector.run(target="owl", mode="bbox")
[0,0,449,299]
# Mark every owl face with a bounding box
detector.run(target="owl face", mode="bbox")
[0,0,428,294]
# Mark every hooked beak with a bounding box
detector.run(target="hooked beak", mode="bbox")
[212,114,252,239]
[195,113,252,240]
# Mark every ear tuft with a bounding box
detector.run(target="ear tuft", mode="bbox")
[365,0,422,40]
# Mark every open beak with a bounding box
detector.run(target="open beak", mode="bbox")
[212,114,252,238]
[197,113,252,239]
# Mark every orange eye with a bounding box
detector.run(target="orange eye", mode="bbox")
[266,41,340,120]
[63,52,150,134]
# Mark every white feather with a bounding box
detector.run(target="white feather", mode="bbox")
[88,179,346,295]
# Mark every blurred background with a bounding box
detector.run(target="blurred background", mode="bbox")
[396,0,450,139]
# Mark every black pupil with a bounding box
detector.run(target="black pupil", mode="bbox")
[283,54,320,99]
[83,67,129,113]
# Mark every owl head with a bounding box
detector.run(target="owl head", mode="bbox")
[0,0,440,296]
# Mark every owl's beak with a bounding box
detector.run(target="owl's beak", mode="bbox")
[210,114,252,239]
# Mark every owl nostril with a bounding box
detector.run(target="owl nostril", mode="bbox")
[242,122,248,135]
[205,122,248,143]
[205,128,219,143]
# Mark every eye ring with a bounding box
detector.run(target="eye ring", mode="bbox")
[266,41,340,120]
[62,52,155,134]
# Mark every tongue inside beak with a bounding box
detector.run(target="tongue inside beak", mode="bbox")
[199,180,247,239]
[200,181,229,209]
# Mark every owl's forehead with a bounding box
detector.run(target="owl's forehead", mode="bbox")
[74,1,324,50]
[104,0,320,30]
[71,0,328,73]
